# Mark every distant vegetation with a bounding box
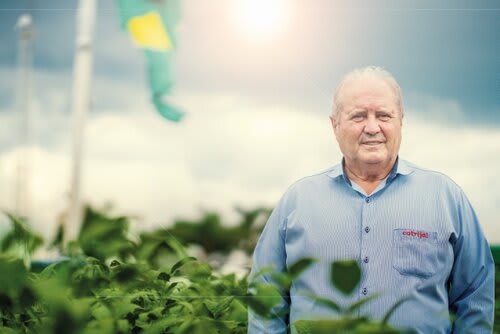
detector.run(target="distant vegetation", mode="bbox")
[0,206,498,333]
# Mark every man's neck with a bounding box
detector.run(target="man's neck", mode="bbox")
[343,158,397,192]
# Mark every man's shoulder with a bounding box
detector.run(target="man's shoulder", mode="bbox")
[280,164,342,199]
[399,159,463,192]
[401,159,451,178]
[292,165,341,186]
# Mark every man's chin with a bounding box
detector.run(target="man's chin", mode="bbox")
[359,154,388,165]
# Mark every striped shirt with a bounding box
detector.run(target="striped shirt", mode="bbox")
[248,158,494,334]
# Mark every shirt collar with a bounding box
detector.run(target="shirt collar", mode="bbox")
[326,156,414,181]
[394,158,413,176]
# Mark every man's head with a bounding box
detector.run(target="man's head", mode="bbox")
[330,66,404,170]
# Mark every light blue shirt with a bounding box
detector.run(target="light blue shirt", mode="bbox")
[248,158,494,334]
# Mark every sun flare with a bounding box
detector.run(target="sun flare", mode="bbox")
[231,0,290,40]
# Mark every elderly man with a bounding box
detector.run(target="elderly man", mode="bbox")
[248,66,494,333]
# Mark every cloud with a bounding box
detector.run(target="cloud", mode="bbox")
[0,146,70,237]
[0,89,340,240]
[405,94,467,124]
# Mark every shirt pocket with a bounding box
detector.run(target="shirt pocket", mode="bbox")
[392,228,441,278]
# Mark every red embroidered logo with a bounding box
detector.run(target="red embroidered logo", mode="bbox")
[401,230,429,239]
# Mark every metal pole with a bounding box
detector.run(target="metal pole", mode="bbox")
[15,14,34,219]
[66,0,96,242]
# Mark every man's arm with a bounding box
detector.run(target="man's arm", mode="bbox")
[448,190,494,333]
[248,196,291,334]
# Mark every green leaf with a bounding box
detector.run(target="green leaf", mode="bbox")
[114,265,139,282]
[309,295,342,313]
[165,282,178,294]
[109,259,121,268]
[355,322,402,333]
[0,256,28,293]
[251,266,275,279]
[381,296,412,325]
[141,316,182,334]
[1,213,43,258]
[287,257,317,279]
[203,296,234,319]
[164,235,189,258]
[269,272,292,290]
[170,256,197,274]
[293,318,368,334]
[345,294,379,314]
[157,272,170,281]
[244,283,284,318]
[240,295,268,318]
[330,259,361,295]
[18,286,37,308]
[0,293,13,310]
[76,206,135,260]
[226,298,247,323]
[91,302,112,320]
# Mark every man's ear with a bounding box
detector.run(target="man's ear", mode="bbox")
[329,115,338,135]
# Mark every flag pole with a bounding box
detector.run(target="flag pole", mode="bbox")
[66,0,97,242]
[15,14,34,220]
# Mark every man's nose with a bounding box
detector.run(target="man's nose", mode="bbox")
[363,116,380,135]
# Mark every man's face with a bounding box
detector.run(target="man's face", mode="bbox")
[330,76,402,168]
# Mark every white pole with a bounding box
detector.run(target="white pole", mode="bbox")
[15,14,34,220]
[66,0,97,242]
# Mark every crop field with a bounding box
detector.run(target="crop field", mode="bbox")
[1,207,498,334]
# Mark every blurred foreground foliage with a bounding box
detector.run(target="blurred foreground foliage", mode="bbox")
[0,206,497,333]
[0,207,251,334]
[492,246,500,334]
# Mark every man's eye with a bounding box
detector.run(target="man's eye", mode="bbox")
[378,114,391,121]
[351,115,365,121]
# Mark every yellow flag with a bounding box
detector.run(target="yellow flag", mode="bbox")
[127,12,173,51]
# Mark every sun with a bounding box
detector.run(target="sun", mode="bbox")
[231,0,290,40]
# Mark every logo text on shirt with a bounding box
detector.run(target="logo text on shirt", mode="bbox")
[401,230,429,239]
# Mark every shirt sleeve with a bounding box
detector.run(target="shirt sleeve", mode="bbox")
[448,189,495,334]
[247,193,291,334]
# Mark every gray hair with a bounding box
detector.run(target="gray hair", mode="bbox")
[331,66,404,119]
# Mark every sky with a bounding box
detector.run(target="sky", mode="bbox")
[0,0,499,243]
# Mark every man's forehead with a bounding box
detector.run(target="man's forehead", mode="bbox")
[338,76,397,107]
[341,75,395,97]
[347,106,395,113]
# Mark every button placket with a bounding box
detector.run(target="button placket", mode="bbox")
[360,194,373,303]
[360,195,376,302]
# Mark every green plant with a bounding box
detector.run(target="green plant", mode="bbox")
[492,246,500,334]
[0,208,497,333]
[248,258,405,333]
[164,207,271,255]
[1,209,251,333]
[0,213,43,267]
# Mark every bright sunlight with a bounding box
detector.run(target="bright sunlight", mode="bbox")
[230,0,291,40]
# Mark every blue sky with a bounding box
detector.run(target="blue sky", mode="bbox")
[0,0,499,242]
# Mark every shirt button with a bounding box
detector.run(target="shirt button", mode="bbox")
[364,226,370,233]
[363,256,369,263]
[362,287,368,295]
[365,197,370,203]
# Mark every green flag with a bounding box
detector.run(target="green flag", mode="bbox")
[117,0,184,122]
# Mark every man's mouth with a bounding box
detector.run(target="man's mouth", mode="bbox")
[362,141,384,145]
